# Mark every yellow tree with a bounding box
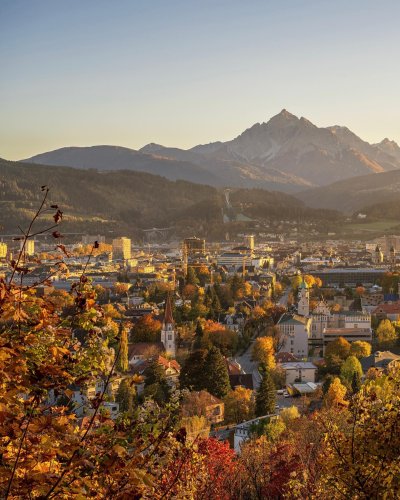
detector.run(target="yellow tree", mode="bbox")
[349,340,371,358]
[252,337,276,369]
[223,387,255,424]
[318,365,400,498]
[323,377,348,408]
[376,319,397,345]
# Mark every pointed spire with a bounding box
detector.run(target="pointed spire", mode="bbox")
[164,292,174,325]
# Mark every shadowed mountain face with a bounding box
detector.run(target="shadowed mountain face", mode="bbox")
[23,110,400,190]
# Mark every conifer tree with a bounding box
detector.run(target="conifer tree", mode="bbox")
[351,370,362,394]
[255,369,276,417]
[116,378,136,413]
[211,294,222,318]
[194,321,204,350]
[117,325,129,373]
[203,346,230,399]
[143,359,170,403]
[179,349,208,391]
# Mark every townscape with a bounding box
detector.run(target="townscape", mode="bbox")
[1,205,400,496]
[2,1,400,497]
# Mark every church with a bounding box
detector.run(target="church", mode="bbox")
[160,293,176,357]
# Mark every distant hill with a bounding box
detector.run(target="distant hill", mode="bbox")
[23,110,400,191]
[0,158,339,239]
[22,145,222,187]
[295,169,400,214]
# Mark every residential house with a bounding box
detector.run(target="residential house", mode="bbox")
[181,390,225,425]
[372,302,400,322]
[279,361,317,385]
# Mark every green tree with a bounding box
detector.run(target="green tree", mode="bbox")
[340,355,363,386]
[179,349,208,391]
[116,377,136,413]
[143,360,170,404]
[376,319,397,346]
[255,370,276,417]
[203,347,230,399]
[229,274,244,300]
[116,325,129,373]
[186,267,199,286]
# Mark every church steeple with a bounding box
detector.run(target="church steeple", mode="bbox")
[297,279,309,317]
[161,293,176,357]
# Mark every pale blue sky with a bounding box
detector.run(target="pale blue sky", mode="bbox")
[1,0,399,160]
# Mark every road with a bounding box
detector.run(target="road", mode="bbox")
[235,289,290,375]
[277,288,290,307]
[235,339,257,374]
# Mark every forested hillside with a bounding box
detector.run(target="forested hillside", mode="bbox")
[0,158,340,238]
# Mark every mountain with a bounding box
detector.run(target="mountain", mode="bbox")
[191,110,400,185]
[373,138,400,163]
[0,158,338,239]
[23,144,312,193]
[23,110,400,190]
[295,169,400,214]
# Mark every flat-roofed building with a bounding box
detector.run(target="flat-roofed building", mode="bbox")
[310,268,386,287]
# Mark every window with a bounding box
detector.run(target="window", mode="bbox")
[168,334,172,340]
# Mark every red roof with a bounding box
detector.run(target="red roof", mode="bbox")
[373,302,400,314]
[276,352,300,363]
[164,293,174,325]
[157,355,181,372]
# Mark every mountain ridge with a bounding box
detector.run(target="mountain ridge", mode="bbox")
[22,110,400,190]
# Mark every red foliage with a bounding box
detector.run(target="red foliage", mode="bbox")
[197,438,237,500]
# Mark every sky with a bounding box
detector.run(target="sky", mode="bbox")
[1,0,400,160]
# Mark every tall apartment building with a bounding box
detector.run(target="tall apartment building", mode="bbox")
[0,242,7,259]
[112,237,131,260]
[244,234,255,251]
[20,240,35,256]
[183,237,206,256]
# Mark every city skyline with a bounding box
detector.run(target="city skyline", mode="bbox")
[1,0,400,160]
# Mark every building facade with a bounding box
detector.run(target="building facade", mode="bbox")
[112,237,131,260]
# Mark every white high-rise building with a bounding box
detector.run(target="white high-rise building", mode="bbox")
[244,234,255,251]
